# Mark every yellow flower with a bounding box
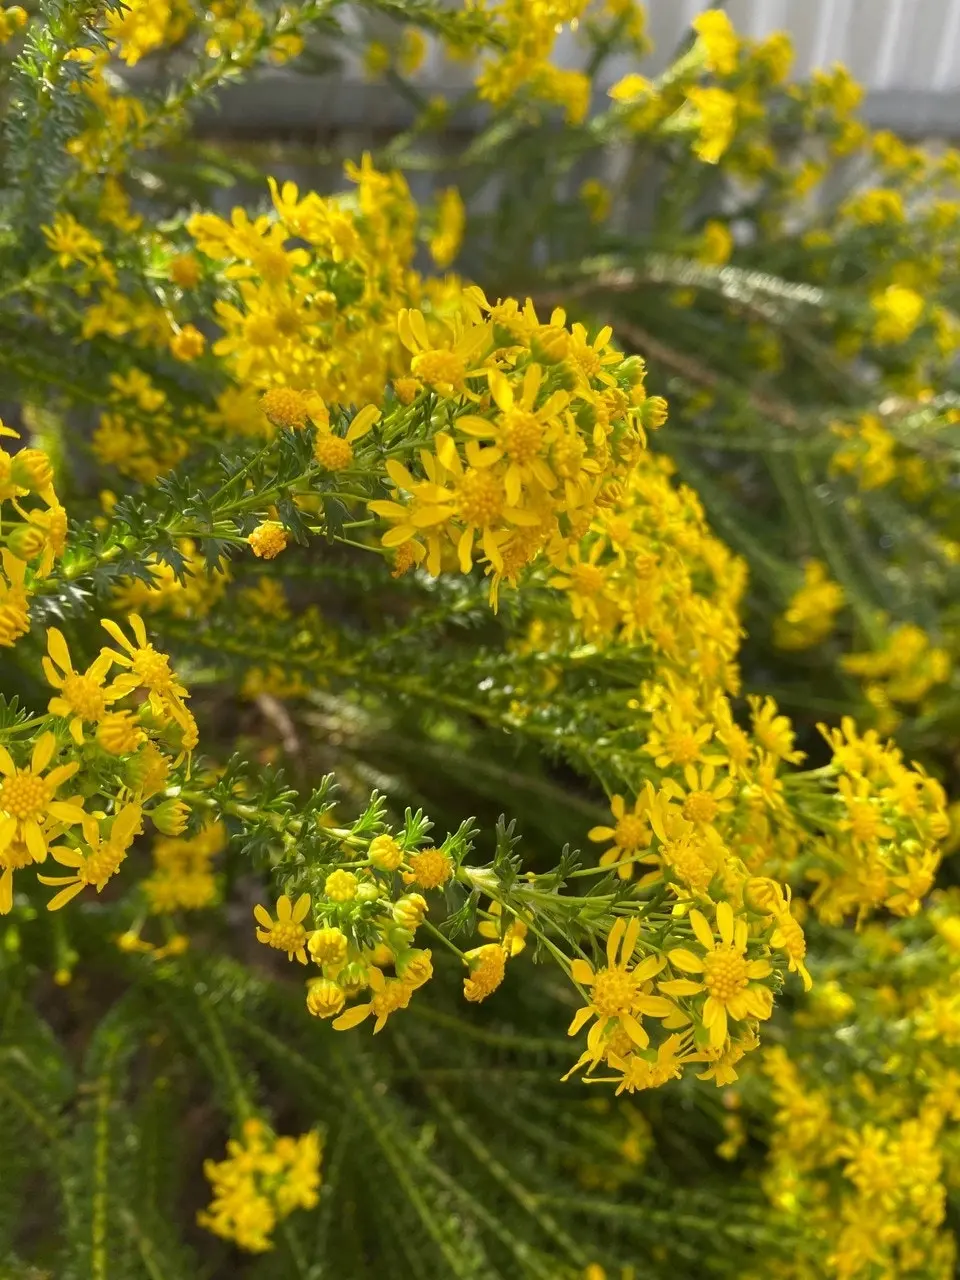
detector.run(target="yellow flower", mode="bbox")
[660,902,773,1050]
[692,9,738,75]
[748,695,805,764]
[770,897,812,992]
[0,732,83,865]
[686,86,737,164]
[871,285,924,344]
[397,307,490,396]
[477,901,527,954]
[100,613,192,733]
[403,847,453,890]
[42,627,116,743]
[38,803,142,910]
[248,521,288,560]
[606,1034,686,1095]
[774,560,844,650]
[324,869,358,901]
[306,978,346,1018]
[566,917,672,1062]
[608,73,653,105]
[698,219,733,266]
[254,893,312,963]
[588,792,651,879]
[661,764,734,828]
[837,775,896,847]
[645,708,721,770]
[332,966,414,1033]
[368,833,403,871]
[579,178,611,224]
[260,387,309,430]
[169,325,205,361]
[463,944,507,1002]
[456,363,569,506]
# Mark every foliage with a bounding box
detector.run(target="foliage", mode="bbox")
[0,3,957,1279]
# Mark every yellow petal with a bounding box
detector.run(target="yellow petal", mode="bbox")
[668,948,704,973]
[715,901,735,946]
[45,881,87,912]
[659,978,703,997]
[689,909,714,951]
[332,1003,373,1031]
[32,732,56,774]
[567,1005,594,1037]
[46,627,72,674]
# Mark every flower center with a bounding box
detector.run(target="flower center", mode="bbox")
[501,409,543,464]
[457,469,503,527]
[570,340,601,378]
[62,673,107,721]
[702,946,750,1004]
[132,645,174,691]
[591,966,638,1018]
[270,922,307,953]
[0,772,51,821]
[255,247,291,284]
[411,349,466,388]
[372,982,411,1018]
[82,844,126,887]
[614,814,647,853]
[683,792,718,824]
[664,730,701,765]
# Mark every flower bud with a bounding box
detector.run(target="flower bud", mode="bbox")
[6,523,46,561]
[396,947,433,989]
[151,797,190,836]
[10,448,54,493]
[97,710,145,756]
[368,833,403,871]
[393,893,428,930]
[306,978,345,1019]
[308,926,348,967]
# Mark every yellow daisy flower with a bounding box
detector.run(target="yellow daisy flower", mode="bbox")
[254,893,312,964]
[0,732,84,864]
[660,902,773,1050]
[42,627,116,744]
[38,802,142,910]
[566,916,672,1061]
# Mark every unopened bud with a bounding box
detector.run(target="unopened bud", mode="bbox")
[151,797,190,836]
[10,449,54,493]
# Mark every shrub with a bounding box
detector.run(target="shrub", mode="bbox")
[0,4,957,1278]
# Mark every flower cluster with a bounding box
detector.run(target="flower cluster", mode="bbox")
[142,820,225,913]
[0,428,66,647]
[370,291,654,589]
[197,1119,321,1253]
[1,616,195,915]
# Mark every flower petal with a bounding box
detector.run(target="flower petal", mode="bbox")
[668,948,704,973]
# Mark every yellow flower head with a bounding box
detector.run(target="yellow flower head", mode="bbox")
[660,902,773,1050]
[692,9,738,76]
[254,893,312,963]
